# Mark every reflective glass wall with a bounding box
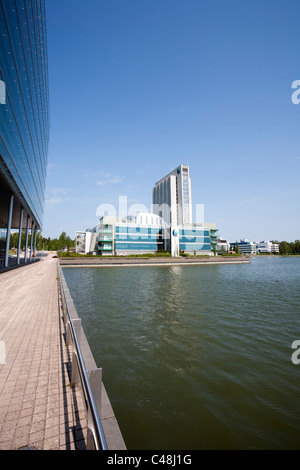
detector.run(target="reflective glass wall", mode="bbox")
[0,0,49,229]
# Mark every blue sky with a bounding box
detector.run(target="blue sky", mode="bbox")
[44,0,300,243]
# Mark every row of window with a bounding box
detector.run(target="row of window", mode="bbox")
[115,235,211,244]
[179,229,210,237]
[180,237,211,244]
[116,226,163,235]
[107,241,211,252]
[180,243,212,251]
[115,227,211,237]
[116,234,163,242]
[115,242,162,251]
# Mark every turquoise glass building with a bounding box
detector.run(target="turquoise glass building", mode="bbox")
[77,214,218,257]
[0,0,49,268]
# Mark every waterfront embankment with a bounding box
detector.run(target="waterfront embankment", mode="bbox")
[59,255,250,268]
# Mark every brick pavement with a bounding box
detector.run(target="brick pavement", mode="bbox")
[0,254,88,450]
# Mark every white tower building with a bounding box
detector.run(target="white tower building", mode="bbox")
[152,164,192,226]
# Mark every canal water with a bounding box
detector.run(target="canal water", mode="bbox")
[63,257,300,450]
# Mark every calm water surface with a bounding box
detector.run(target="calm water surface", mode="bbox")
[63,257,300,450]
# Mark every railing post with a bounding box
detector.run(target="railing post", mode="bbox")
[71,319,82,387]
[87,368,103,450]
[87,368,103,415]
[61,294,68,326]
[66,320,72,346]
[87,408,96,450]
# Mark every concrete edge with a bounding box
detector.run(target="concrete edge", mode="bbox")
[60,260,250,268]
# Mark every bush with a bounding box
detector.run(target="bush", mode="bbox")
[128,252,172,258]
[218,253,243,257]
[58,252,98,258]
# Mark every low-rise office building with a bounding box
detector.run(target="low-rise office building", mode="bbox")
[230,239,257,255]
[256,241,279,254]
[216,237,231,253]
[76,214,218,257]
[98,214,166,256]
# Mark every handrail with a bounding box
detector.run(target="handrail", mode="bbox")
[57,264,108,451]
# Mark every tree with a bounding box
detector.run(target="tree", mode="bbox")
[278,240,300,255]
[65,236,73,253]
[294,240,300,255]
[8,229,74,253]
[9,232,19,249]
[279,241,291,255]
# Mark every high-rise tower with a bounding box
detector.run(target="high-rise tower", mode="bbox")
[152,165,192,226]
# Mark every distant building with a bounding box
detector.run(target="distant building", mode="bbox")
[256,241,279,254]
[230,239,257,255]
[152,164,192,226]
[216,237,230,253]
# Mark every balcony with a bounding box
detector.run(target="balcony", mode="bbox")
[99,225,113,234]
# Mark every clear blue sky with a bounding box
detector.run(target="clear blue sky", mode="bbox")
[44,0,300,243]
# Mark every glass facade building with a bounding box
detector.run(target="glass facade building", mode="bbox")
[0,0,49,267]
[77,216,217,257]
[95,215,166,256]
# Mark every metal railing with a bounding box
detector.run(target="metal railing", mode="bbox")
[58,264,108,451]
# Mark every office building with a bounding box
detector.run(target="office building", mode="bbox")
[76,165,218,257]
[96,214,167,256]
[77,215,217,257]
[230,239,257,255]
[152,165,192,226]
[0,0,49,268]
[76,214,168,256]
[256,241,279,254]
[216,237,231,253]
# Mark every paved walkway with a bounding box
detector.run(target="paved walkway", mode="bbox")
[0,254,88,450]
